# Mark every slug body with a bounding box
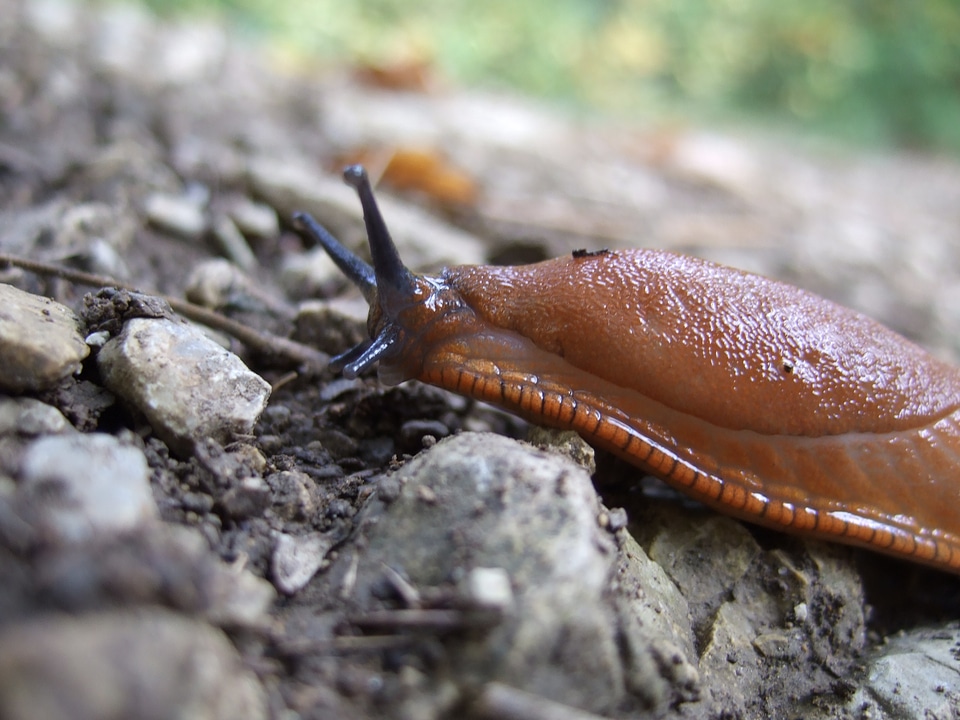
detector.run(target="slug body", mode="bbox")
[295,166,960,573]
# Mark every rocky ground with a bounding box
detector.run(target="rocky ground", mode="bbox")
[2,1,960,719]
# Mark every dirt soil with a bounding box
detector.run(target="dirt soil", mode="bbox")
[2,1,960,719]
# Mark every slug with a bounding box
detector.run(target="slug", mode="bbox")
[294,165,960,574]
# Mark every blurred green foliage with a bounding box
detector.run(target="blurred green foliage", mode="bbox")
[141,0,960,152]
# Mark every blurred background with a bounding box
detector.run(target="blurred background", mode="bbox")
[8,0,960,357]
[137,0,960,154]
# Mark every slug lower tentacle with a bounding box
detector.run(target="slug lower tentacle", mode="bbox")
[294,165,960,574]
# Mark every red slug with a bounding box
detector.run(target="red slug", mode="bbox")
[294,165,960,574]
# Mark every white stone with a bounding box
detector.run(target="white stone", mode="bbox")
[464,567,514,610]
[97,317,271,455]
[20,433,156,542]
[271,530,338,596]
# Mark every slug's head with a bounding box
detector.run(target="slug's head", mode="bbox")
[293,165,455,384]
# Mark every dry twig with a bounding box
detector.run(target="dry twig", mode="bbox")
[0,253,329,373]
[470,682,612,720]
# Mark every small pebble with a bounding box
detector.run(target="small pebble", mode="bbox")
[325,498,354,519]
[144,192,207,239]
[84,330,111,348]
[606,507,629,532]
[360,436,395,466]
[227,197,278,239]
[265,469,317,520]
[319,377,366,403]
[463,567,514,611]
[400,419,450,452]
[212,215,257,272]
[184,258,249,308]
[793,602,808,624]
[376,475,403,503]
[416,485,437,504]
[230,443,268,474]
[752,631,801,660]
[315,428,359,459]
[271,530,339,595]
[219,476,271,520]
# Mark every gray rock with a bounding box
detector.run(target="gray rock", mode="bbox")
[638,506,762,609]
[831,623,960,720]
[0,284,90,393]
[0,609,267,720]
[629,501,868,718]
[611,533,700,713]
[0,397,72,436]
[19,433,156,542]
[97,317,271,455]
[613,530,696,651]
[165,523,276,627]
[32,523,276,628]
[326,432,698,715]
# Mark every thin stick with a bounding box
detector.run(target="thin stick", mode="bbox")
[0,253,329,373]
[348,609,466,630]
[381,563,422,607]
[0,253,128,290]
[275,634,416,656]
